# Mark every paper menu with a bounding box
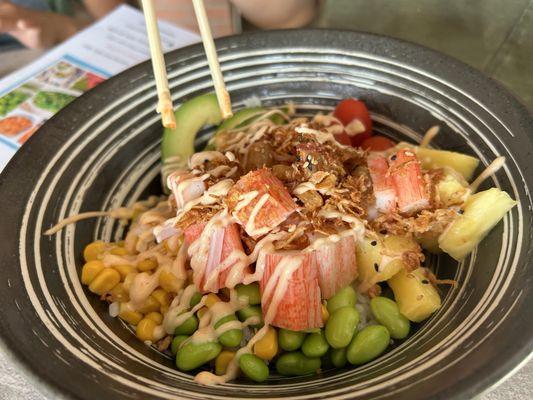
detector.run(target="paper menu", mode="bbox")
[0,4,200,171]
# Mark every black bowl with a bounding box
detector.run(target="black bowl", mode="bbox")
[0,30,531,400]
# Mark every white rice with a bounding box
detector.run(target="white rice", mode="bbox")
[355,292,378,331]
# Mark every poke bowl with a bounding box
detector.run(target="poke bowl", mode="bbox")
[0,30,531,400]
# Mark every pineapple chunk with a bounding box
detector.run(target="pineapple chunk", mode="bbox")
[395,142,479,181]
[438,188,516,260]
[435,167,470,207]
[357,234,420,285]
[388,267,441,322]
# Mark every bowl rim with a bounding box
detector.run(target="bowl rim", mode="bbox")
[0,28,531,400]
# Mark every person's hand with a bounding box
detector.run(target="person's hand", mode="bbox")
[0,1,79,49]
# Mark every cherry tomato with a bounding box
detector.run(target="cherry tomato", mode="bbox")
[334,131,352,146]
[334,98,373,147]
[361,136,396,151]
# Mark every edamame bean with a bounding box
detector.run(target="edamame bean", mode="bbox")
[237,305,263,328]
[235,283,261,305]
[325,306,359,349]
[302,330,329,358]
[330,347,347,368]
[346,325,390,365]
[215,314,243,347]
[279,329,307,351]
[327,286,357,314]
[276,352,321,376]
[370,296,411,339]
[175,341,222,371]
[239,353,269,382]
[174,315,199,335]
[190,292,202,307]
[170,335,189,355]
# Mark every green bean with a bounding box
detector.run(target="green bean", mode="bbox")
[347,325,390,365]
[239,353,269,382]
[189,292,202,307]
[279,329,307,351]
[214,314,243,347]
[330,347,347,368]
[237,305,263,328]
[170,335,189,355]
[235,283,261,305]
[325,306,359,349]
[327,286,357,314]
[276,352,321,376]
[302,330,329,358]
[370,296,411,339]
[175,341,222,371]
[174,315,199,335]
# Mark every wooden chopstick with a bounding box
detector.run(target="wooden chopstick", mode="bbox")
[140,0,176,129]
[192,0,233,118]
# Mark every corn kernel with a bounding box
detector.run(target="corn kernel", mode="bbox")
[110,247,129,256]
[197,307,208,320]
[88,268,121,295]
[145,312,163,324]
[205,293,221,308]
[151,289,170,307]
[321,303,330,323]
[215,350,235,375]
[136,318,156,342]
[254,326,278,361]
[159,270,183,293]
[137,295,161,313]
[119,303,143,325]
[81,260,105,285]
[83,241,106,262]
[137,258,158,272]
[114,264,134,280]
[109,283,129,302]
[123,272,138,291]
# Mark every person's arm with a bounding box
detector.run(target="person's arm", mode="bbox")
[230,0,317,29]
[0,0,126,49]
[83,0,125,19]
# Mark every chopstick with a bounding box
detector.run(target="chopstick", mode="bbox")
[192,0,233,118]
[140,0,176,129]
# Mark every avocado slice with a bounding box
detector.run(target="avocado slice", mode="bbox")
[161,93,222,167]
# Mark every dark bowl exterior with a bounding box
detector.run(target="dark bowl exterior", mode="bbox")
[0,29,531,400]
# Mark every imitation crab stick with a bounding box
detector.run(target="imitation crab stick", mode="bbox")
[367,153,396,213]
[168,172,206,209]
[389,149,430,214]
[226,168,298,238]
[184,222,248,293]
[313,235,358,299]
[259,251,323,331]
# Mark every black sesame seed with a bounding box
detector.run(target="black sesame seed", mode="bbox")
[421,279,430,284]
[380,230,387,235]
[374,263,379,272]
[458,209,464,214]
[391,155,397,161]
[370,240,377,246]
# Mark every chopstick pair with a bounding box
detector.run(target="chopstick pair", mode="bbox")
[140,0,233,129]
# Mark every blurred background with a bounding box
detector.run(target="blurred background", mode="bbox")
[1,0,532,107]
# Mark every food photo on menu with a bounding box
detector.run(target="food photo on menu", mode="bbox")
[0,1,531,400]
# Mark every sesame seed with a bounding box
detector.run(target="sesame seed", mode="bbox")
[416,294,424,300]
[380,230,387,235]
[421,279,430,284]
[391,155,397,161]
[405,151,415,157]
[374,263,379,272]
[458,209,464,214]
[370,240,377,246]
